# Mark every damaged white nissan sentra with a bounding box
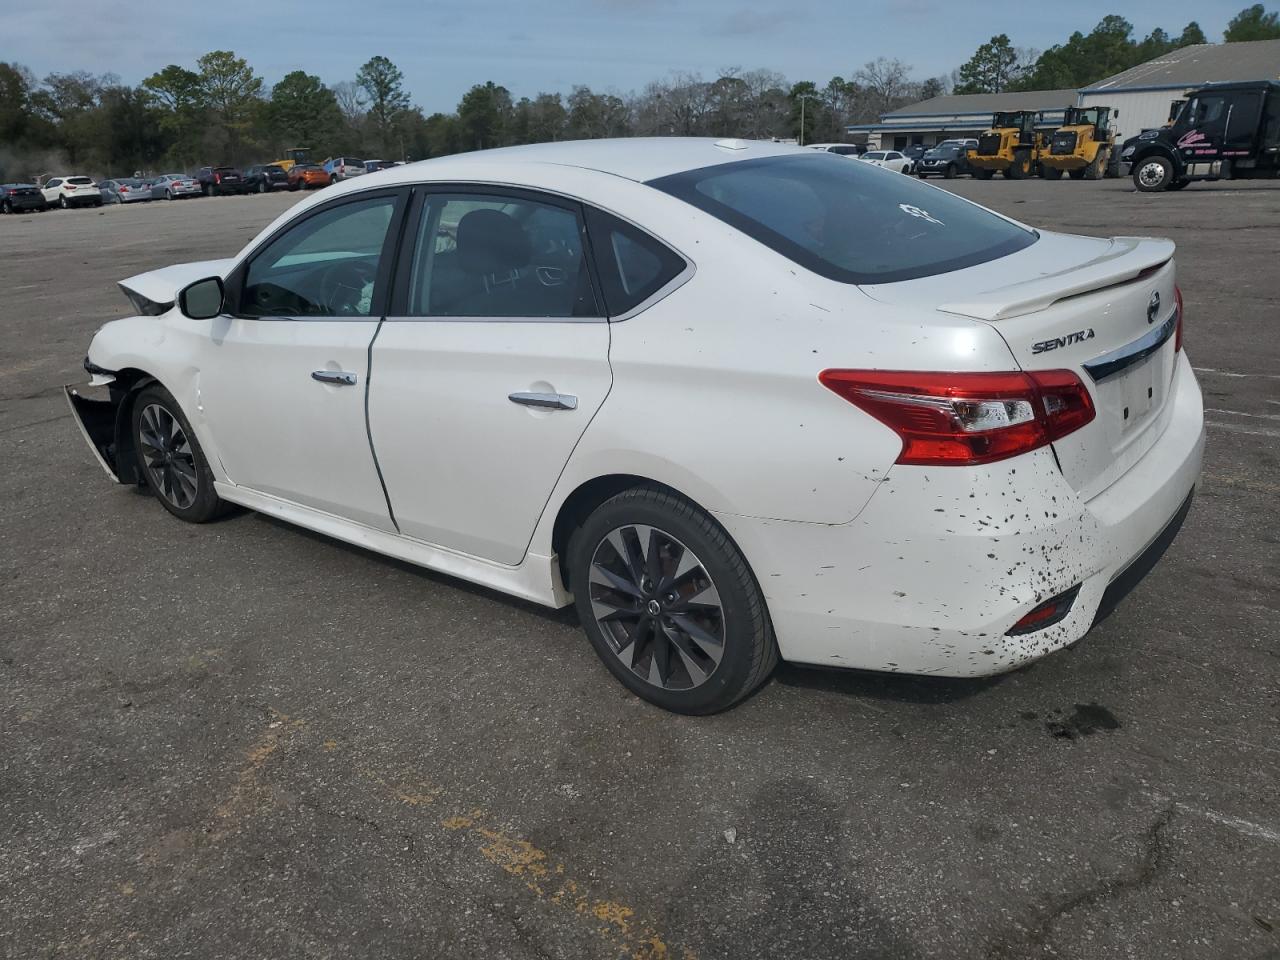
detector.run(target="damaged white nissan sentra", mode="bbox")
[67,138,1204,714]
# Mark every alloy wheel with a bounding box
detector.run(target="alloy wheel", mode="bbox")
[1138,161,1166,188]
[138,403,199,510]
[588,524,726,691]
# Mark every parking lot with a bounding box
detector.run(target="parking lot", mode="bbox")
[1,180,1277,960]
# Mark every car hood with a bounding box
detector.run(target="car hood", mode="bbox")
[118,259,235,314]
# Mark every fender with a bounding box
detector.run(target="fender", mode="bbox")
[1129,142,1183,175]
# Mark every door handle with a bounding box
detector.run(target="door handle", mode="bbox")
[312,370,357,386]
[509,391,578,411]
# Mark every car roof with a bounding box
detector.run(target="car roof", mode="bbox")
[370,137,809,185]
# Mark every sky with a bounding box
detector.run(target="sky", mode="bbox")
[12,0,1253,113]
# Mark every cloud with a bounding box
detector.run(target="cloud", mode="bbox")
[707,8,795,36]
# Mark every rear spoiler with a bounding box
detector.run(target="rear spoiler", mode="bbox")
[938,237,1175,321]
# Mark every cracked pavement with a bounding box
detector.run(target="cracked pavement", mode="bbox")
[1,181,1278,959]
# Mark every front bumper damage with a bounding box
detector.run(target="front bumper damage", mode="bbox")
[64,364,134,483]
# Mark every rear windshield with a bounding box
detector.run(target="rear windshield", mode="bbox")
[650,154,1037,284]
[68,176,93,184]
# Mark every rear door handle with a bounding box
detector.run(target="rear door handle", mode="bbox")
[312,370,357,386]
[509,391,578,411]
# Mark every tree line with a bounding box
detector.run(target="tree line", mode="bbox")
[1,5,1277,181]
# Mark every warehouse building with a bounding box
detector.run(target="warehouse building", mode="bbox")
[846,89,1077,150]
[849,38,1280,149]
[1079,38,1280,139]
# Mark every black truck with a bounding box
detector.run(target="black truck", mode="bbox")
[1122,80,1280,192]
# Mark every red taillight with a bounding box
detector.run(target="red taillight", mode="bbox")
[1174,285,1184,352]
[214,172,222,183]
[1007,584,1081,635]
[818,369,1095,466]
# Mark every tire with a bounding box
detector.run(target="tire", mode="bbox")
[567,486,778,714]
[257,180,267,194]
[916,172,928,179]
[1,199,10,214]
[1009,151,1032,179]
[1041,165,1063,180]
[1133,156,1174,192]
[330,174,338,185]
[59,196,68,209]
[1068,169,1086,180]
[131,385,225,523]
[944,163,957,179]
[1085,146,1108,180]
[166,189,174,200]
[974,168,994,180]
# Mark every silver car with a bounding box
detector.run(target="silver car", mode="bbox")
[99,178,151,204]
[150,174,201,200]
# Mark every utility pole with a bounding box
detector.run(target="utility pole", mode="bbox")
[796,93,820,146]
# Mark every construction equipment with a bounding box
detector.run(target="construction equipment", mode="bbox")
[1040,107,1117,181]
[969,111,1049,180]
[267,147,311,172]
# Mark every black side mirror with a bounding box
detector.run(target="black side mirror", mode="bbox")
[178,276,225,320]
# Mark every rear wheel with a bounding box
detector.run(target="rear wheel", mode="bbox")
[257,180,267,194]
[131,385,225,523]
[1085,146,1108,180]
[1,199,10,214]
[568,486,777,714]
[59,196,68,209]
[1133,156,1174,192]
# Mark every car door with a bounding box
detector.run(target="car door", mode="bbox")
[42,178,61,203]
[197,187,409,531]
[367,187,613,564]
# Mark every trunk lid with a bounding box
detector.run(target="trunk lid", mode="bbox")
[861,231,1180,501]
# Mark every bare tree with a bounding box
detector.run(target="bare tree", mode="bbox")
[855,57,914,117]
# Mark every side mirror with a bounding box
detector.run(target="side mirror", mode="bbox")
[178,276,225,320]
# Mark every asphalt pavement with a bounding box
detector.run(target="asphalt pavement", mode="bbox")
[1,179,1277,960]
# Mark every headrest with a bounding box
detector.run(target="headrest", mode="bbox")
[456,209,531,276]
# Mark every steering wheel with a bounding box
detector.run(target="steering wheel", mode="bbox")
[317,259,377,315]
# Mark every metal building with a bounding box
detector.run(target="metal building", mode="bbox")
[846,90,1077,151]
[1079,38,1280,139]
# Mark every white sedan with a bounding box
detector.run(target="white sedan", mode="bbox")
[858,150,913,173]
[67,138,1204,714]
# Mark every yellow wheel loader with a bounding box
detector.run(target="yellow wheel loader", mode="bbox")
[968,111,1048,180]
[268,147,312,172]
[1040,107,1118,181]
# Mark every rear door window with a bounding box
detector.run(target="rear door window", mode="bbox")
[585,207,687,316]
[650,154,1037,284]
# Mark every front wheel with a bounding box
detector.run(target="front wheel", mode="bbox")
[568,486,778,714]
[131,385,226,523]
[944,163,957,179]
[1133,156,1174,192]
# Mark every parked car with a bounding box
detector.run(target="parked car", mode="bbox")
[288,163,329,190]
[243,164,291,193]
[915,140,979,179]
[67,139,1203,715]
[99,178,151,204]
[1,183,47,213]
[197,165,245,196]
[41,176,101,208]
[807,143,863,157]
[323,156,366,182]
[363,159,395,173]
[150,174,201,200]
[902,144,929,171]
[858,150,912,173]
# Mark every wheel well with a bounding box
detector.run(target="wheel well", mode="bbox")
[108,367,160,484]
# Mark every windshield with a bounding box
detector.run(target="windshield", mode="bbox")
[650,154,1037,284]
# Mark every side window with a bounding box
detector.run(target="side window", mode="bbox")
[584,207,688,316]
[47,179,61,188]
[239,195,397,318]
[407,193,598,318]
[1192,96,1227,134]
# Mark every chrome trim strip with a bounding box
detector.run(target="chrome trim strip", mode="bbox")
[1083,307,1178,383]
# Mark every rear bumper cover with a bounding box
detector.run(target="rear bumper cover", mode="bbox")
[716,353,1205,677]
